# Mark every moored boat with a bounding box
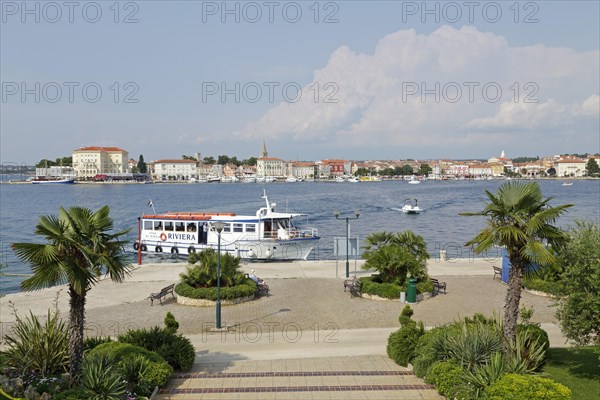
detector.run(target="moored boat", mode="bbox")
[134,190,320,260]
[31,178,75,184]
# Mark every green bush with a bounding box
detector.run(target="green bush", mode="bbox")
[412,326,454,378]
[118,327,195,371]
[81,353,126,400]
[387,310,425,367]
[523,277,563,296]
[517,323,550,352]
[175,281,256,300]
[483,373,572,400]
[87,342,173,387]
[164,312,179,333]
[417,280,434,294]
[49,388,89,400]
[359,277,402,299]
[83,335,113,352]
[427,361,477,400]
[1,309,68,377]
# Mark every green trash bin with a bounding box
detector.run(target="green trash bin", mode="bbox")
[406,278,417,304]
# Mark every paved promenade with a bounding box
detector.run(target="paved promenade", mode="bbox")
[0,258,567,399]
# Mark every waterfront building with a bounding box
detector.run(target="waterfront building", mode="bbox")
[72,146,129,179]
[290,161,317,180]
[257,157,285,178]
[320,159,346,177]
[555,157,587,177]
[150,159,198,181]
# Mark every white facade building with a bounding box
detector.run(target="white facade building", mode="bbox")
[72,146,129,179]
[151,159,198,181]
[555,158,587,177]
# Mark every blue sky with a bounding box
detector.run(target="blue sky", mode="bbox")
[1,1,599,164]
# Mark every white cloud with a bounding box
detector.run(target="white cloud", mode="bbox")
[236,26,599,155]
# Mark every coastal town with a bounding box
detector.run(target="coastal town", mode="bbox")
[17,141,600,183]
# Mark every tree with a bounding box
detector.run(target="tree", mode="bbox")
[12,206,131,383]
[555,221,600,346]
[418,163,432,176]
[242,157,257,166]
[363,231,429,285]
[585,158,600,176]
[460,182,572,345]
[203,156,216,165]
[400,164,414,176]
[182,155,198,161]
[137,155,147,173]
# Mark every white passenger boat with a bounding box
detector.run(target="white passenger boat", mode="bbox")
[408,176,420,184]
[401,198,421,214]
[134,191,320,260]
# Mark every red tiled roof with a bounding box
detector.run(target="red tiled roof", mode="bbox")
[258,157,284,161]
[556,158,586,163]
[74,146,127,152]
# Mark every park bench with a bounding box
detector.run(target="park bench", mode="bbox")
[149,283,175,306]
[343,278,362,298]
[493,266,502,280]
[430,278,447,295]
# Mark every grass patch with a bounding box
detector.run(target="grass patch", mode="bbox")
[542,347,600,400]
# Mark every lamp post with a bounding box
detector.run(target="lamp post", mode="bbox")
[334,209,361,278]
[213,221,226,329]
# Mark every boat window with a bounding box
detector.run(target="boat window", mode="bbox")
[245,224,256,232]
[233,223,243,233]
[223,223,231,233]
[153,221,162,230]
[164,222,174,231]
[187,223,197,232]
[175,222,185,231]
[143,221,153,230]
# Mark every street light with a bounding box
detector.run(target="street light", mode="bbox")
[213,221,226,329]
[334,209,361,278]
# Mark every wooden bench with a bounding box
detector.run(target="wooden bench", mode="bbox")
[493,266,502,280]
[343,278,362,298]
[430,278,446,295]
[149,283,175,306]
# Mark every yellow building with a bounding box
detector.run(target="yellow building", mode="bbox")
[72,146,129,179]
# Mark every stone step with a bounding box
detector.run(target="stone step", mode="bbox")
[157,370,440,400]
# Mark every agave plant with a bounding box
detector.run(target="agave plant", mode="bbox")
[119,354,152,395]
[2,306,68,377]
[81,353,126,400]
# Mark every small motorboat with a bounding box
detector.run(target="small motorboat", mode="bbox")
[561,182,573,186]
[401,198,421,214]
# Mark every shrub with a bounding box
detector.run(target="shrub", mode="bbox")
[49,388,89,400]
[87,342,173,387]
[517,323,550,352]
[416,280,434,294]
[175,281,256,300]
[427,361,477,400]
[360,277,402,299]
[118,326,195,371]
[1,309,68,377]
[164,312,179,333]
[444,319,503,371]
[523,277,563,296]
[83,336,113,352]
[81,353,126,400]
[483,373,572,400]
[387,309,425,366]
[412,326,455,378]
[183,249,245,287]
[119,354,153,396]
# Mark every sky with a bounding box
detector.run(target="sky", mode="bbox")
[1,0,599,164]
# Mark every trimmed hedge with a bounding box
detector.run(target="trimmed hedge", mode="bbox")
[175,281,257,300]
[483,373,572,400]
[427,361,477,400]
[523,278,563,296]
[87,342,173,388]
[46,388,89,400]
[360,276,435,299]
[118,327,195,371]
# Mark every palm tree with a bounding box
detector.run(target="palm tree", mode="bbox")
[461,181,571,344]
[12,206,131,383]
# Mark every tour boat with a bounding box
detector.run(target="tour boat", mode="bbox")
[401,198,421,214]
[408,176,420,184]
[134,191,320,260]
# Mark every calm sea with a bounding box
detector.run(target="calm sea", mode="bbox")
[1,179,598,294]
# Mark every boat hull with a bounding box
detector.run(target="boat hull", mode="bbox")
[134,236,320,260]
[32,178,75,184]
